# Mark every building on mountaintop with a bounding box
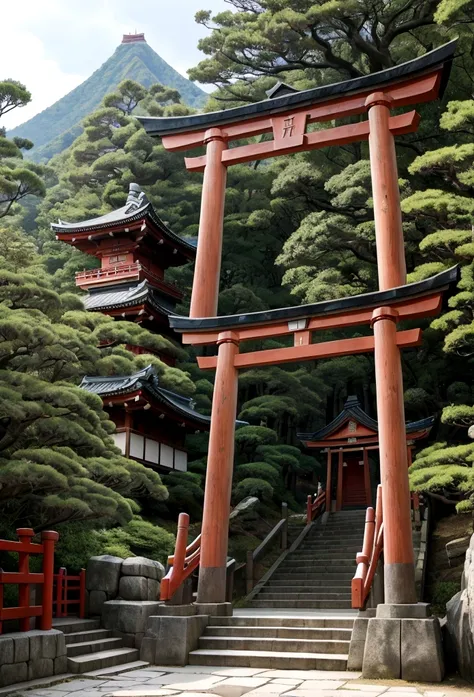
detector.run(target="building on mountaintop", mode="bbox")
[52,183,196,343]
[298,395,434,510]
[122,33,146,44]
[53,184,210,474]
[81,365,211,473]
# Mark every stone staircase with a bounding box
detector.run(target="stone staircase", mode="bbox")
[248,510,366,609]
[189,615,355,669]
[53,617,148,674]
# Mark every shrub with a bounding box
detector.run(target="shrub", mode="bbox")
[233,477,274,502]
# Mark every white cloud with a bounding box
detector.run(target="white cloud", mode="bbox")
[2,0,228,131]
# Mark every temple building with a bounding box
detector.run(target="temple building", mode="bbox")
[52,184,209,474]
[298,395,434,510]
[51,183,196,346]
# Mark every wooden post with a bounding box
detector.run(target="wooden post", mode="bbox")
[365,93,406,289]
[407,445,413,468]
[79,569,86,619]
[363,448,372,507]
[336,449,344,511]
[372,307,416,604]
[325,450,332,513]
[55,567,65,618]
[40,530,59,631]
[306,495,313,524]
[17,529,34,631]
[246,550,254,595]
[190,128,227,318]
[197,332,239,603]
[281,502,288,549]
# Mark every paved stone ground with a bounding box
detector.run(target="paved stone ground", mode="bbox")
[9,666,474,697]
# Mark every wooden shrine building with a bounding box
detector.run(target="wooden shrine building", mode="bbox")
[52,185,212,475]
[51,183,196,344]
[80,365,211,474]
[298,396,434,511]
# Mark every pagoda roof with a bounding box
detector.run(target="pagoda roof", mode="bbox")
[84,279,176,314]
[297,395,435,442]
[51,184,197,258]
[81,365,211,427]
[138,41,456,138]
[169,266,459,333]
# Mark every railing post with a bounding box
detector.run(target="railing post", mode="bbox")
[40,531,59,631]
[79,569,86,618]
[281,503,288,550]
[0,567,4,634]
[246,550,254,595]
[17,528,34,632]
[55,568,65,618]
[306,495,312,524]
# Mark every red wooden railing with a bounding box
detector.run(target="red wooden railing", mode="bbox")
[160,513,201,601]
[306,491,326,524]
[54,567,86,618]
[0,528,59,634]
[352,484,384,609]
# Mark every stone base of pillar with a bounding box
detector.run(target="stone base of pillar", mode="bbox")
[141,613,208,666]
[194,601,233,617]
[362,604,444,681]
[347,609,375,671]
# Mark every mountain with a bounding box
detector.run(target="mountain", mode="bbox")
[8,35,207,162]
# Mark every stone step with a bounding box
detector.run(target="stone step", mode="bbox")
[272,573,354,581]
[255,592,351,601]
[67,648,140,674]
[189,648,348,670]
[65,629,112,645]
[199,636,351,654]
[52,617,101,634]
[83,660,150,677]
[281,565,356,572]
[287,555,357,562]
[66,637,124,657]
[249,599,352,609]
[208,616,354,629]
[203,626,353,640]
[264,581,349,589]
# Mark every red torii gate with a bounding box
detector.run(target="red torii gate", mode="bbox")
[139,41,457,609]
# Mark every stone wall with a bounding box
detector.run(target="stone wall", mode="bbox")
[86,554,165,650]
[446,532,474,680]
[0,629,66,688]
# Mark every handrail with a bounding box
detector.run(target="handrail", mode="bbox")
[246,502,288,594]
[54,567,86,619]
[160,513,200,601]
[306,491,326,524]
[0,528,59,633]
[352,484,384,609]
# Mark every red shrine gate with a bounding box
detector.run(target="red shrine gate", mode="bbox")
[140,41,457,613]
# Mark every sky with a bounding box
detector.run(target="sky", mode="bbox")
[2,0,229,129]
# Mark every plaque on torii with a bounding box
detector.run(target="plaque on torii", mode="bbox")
[139,42,457,611]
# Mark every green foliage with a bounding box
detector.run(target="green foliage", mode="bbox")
[431,580,461,615]
[236,462,280,486]
[233,477,274,502]
[94,516,175,565]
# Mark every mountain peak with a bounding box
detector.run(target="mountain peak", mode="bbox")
[8,37,206,162]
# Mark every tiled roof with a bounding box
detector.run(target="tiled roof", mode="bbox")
[84,280,176,314]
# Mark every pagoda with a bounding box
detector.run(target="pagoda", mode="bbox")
[51,183,196,346]
[52,185,210,474]
[298,395,434,510]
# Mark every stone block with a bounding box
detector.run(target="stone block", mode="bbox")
[28,658,54,680]
[155,603,196,616]
[0,637,14,665]
[89,589,107,615]
[102,599,162,634]
[377,602,430,619]
[193,602,232,616]
[347,615,369,671]
[401,617,444,682]
[29,630,61,660]
[446,589,474,680]
[13,634,29,662]
[141,614,208,665]
[86,555,123,594]
[54,655,68,674]
[56,632,66,657]
[446,537,470,563]
[0,661,27,687]
[147,578,160,601]
[362,618,401,679]
[119,575,149,601]
[121,556,165,581]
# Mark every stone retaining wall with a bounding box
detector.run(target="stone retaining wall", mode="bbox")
[0,629,66,688]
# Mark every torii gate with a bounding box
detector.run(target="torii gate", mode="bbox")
[139,43,456,619]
